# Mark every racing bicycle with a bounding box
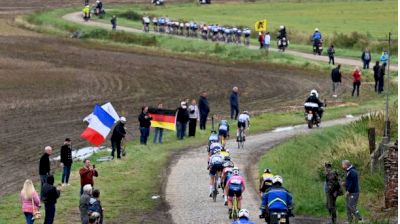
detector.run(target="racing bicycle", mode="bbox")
[229,193,239,220]
[237,127,245,149]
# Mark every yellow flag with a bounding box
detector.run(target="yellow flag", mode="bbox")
[254,20,267,32]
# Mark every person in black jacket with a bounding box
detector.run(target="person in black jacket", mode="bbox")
[304,89,324,119]
[331,64,341,97]
[378,63,386,94]
[138,106,152,145]
[176,102,189,140]
[372,61,380,92]
[89,189,103,224]
[361,48,371,69]
[60,138,73,186]
[342,160,363,223]
[39,146,52,198]
[198,91,210,130]
[229,86,239,120]
[41,175,60,224]
[111,117,126,159]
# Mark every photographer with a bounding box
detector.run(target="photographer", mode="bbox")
[79,159,98,195]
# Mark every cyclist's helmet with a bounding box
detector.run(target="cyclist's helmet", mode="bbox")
[232,166,240,175]
[243,111,249,115]
[214,148,221,154]
[272,175,283,184]
[223,160,234,168]
[220,119,228,125]
[264,168,271,173]
[310,89,319,98]
[279,25,284,30]
[238,209,250,219]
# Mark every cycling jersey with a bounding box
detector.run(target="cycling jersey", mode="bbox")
[220,151,230,159]
[260,173,274,193]
[209,142,223,154]
[238,114,250,123]
[158,17,165,25]
[152,18,158,24]
[226,175,246,200]
[143,17,150,24]
[209,154,224,176]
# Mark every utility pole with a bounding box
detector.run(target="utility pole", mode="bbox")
[383,32,391,143]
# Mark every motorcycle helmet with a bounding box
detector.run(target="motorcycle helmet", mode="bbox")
[243,111,249,115]
[279,25,284,30]
[232,166,240,175]
[264,168,271,173]
[272,175,283,184]
[310,89,319,98]
[315,28,319,32]
[238,209,250,219]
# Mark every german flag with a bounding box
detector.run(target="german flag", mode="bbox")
[148,108,176,131]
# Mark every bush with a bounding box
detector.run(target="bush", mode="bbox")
[82,28,158,46]
[117,10,143,21]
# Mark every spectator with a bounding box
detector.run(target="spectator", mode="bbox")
[20,179,41,224]
[373,61,380,92]
[327,45,335,65]
[341,160,363,223]
[153,103,164,144]
[39,146,52,197]
[331,64,342,97]
[41,175,60,224]
[258,32,264,49]
[324,162,342,224]
[188,99,200,137]
[89,189,103,224]
[230,86,239,120]
[80,184,92,224]
[264,32,271,53]
[95,0,103,15]
[361,48,371,69]
[111,15,117,30]
[380,50,389,65]
[60,138,73,186]
[198,91,210,130]
[378,63,386,94]
[79,159,98,195]
[83,5,90,21]
[176,101,189,140]
[351,66,361,97]
[138,106,152,145]
[111,117,126,159]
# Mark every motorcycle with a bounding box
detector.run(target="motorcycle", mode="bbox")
[277,37,288,52]
[270,211,288,224]
[304,102,320,129]
[313,39,323,55]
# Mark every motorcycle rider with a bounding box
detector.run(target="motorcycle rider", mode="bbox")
[231,209,256,224]
[260,175,293,224]
[277,25,288,51]
[312,28,322,55]
[304,89,324,120]
[259,168,274,196]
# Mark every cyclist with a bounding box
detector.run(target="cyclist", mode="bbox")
[218,119,230,145]
[243,28,251,46]
[259,175,293,224]
[142,15,150,32]
[208,142,223,157]
[158,17,166,32]
[220,148,230,159]
[259,168,274,196]
[304,89,324,120]
[237,111,250,142]
[232,209,256,224]
[236,28,242,44]
[221,158,234,205]
[208,148,224,197]
[208,130,219,148]
[152,17,158,32]
[225,167,246,219]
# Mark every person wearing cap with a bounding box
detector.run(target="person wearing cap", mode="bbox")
[229,87,239,120]
[111,116,126,158]
[60,138,73,186]
[324,162,342,224]
[138,106,152,145]
[39,146,52,198]
[176,101,189,140]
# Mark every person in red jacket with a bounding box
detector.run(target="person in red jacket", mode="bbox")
[80,159,98,195]
[258,32,265,49]
[352,66,362,97]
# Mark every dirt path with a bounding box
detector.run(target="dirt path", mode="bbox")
[165,117,358,224]
[63,12,398,71]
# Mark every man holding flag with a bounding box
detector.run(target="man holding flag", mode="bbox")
[110,117,127,159]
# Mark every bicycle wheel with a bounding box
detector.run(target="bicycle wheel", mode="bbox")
[212,178,217,202]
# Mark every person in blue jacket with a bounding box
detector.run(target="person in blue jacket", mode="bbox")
[260,175,293,224]
[342,160,363,223]
[231,209,256,224]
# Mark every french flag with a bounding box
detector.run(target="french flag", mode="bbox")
[81,104,116,146]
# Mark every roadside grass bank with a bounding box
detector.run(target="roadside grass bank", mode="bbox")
[98,0,398,63]
[0,89,396,223]
[258,103,398,222]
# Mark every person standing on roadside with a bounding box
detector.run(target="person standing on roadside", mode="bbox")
[60,138,73,186]
[80,184,92,224]
[373,61,380,92]
[230,86,239,120]
[324,162,342,224]
[39,146,52,198]
[351,66,361,97]
[327,45,335,65]
[153,103,164,144]
[342,160,363,223]
[264,32,271,53]
[188,99,200,137]
[361,48,371,69]
[176,101,189,140]
[111,15,117,30]
[79,159,98,195]
[138,106,152,145]
[258,32,264,49]
[380,50,389,65]
[111,117,126,158]
[20,179,41,224]
[198,91,210,130]
[331,64,342,97]
[41,175,61,224]
[378,63,386,94]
